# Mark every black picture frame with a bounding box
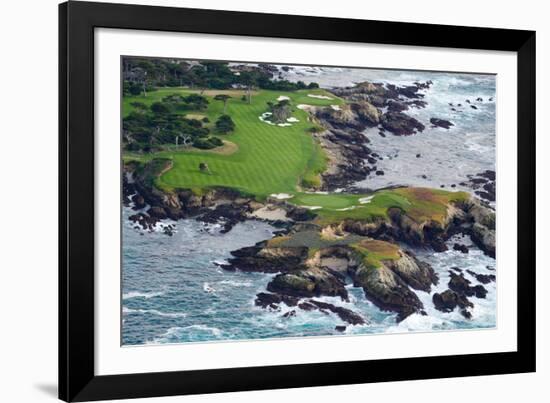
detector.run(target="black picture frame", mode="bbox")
[59,1,536,401]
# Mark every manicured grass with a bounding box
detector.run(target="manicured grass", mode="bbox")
[123,88,340,198]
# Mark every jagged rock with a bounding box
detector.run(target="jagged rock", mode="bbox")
[448,272,488,299]
[430,118,454,129]
[254,292,299,308]
[453,243,469,254]
[350,101,381,125]
[433,289,473,313]
[267,266,348,300]
[354,265,424,321]
[307,300,365,325]
[470,223,495,258]
[131,194,146,209]
[381,112,425,136]
[225,245,308,273]
[386,251,438,292]
[282,310,296,318]
[387,100,409,112]
[466,269,496,284]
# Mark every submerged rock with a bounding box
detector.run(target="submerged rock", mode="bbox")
[430,118,454,129]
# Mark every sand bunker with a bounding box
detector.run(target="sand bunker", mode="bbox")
[358,196,374,204]
[335,206,356,211]
[270,193,294,200]
[250,206,290,221]
[300,205,322,210]
[308,94,332,100]
[297,104,315,111]
[259,111,299,127]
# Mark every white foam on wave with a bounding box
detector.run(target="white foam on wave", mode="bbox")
[218,280,253,287]
[123,306,187,318]
[203,282,216,293]
[148,325,223,344]
[123,290,164,300]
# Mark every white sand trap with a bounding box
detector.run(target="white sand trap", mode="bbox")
[250,206,290,221]
[305,191,329,195]
[330,104,341,111]
[270,193,294,200]
[259,112,276,125]
[335,206,356,211]
[300,205,322,210]
[308,94,332,100]
[358,196,374,204]
[286,117,300,123]
[277,95,290,101]
[297,104,315,111]
[277,123,292,127]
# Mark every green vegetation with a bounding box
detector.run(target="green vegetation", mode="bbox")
[289,188,468,226]
[122,58,322,94]
[123,87,340,198]
[215,114,235,134]
[266,230,364,249]
[350,239,401,269]
[122,59,468,230]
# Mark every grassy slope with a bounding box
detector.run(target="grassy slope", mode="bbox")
[123,88,342,198]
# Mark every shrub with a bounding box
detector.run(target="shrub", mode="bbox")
[215,114,236,134]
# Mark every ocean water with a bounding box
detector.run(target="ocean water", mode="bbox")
[122,67,496,345]
[281,66,496,191]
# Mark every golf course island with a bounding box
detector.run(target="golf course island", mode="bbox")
[122,59,496,325]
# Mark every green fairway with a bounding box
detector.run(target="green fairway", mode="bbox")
[123,88,343,197]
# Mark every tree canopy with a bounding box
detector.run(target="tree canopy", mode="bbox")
[215,115,236,134]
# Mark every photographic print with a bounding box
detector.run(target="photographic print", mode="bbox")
[121,57,496,346]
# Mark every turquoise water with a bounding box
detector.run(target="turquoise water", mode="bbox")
[122,67,497,345]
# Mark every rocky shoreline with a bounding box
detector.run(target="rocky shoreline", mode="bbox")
[308,80,435,189]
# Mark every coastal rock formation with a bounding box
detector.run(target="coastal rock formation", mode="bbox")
[432,290,473,314]
[385,251,439,292]
[381,112,426,136]
[430,118,454,129]
[226,234,438,322]
[225,244,307,273]
[267,266,348,300]
[353,264,424,321]
[459,170,496,203]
